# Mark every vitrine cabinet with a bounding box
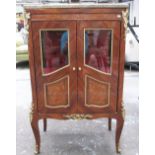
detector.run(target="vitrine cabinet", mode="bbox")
[25,3,128,154]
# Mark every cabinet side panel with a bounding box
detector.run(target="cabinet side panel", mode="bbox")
[117,16,126,112]
[28,19,38,111]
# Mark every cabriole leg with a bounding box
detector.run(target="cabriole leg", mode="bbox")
[30,112,40,154]
[115,112,125,153]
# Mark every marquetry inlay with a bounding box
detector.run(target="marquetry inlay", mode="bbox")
[44,76,70,109]
[85,75,110,108]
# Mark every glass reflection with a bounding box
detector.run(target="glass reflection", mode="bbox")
[41,30,69,74]
[85,30,112,73]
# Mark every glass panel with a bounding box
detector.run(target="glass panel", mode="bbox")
[41,30,69,74]
[85,30,112,74]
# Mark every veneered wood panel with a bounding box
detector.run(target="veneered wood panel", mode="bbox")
[31,13,122,21]
[117,18,126,113]
[28,19,38,111]
[86,75,110,107]
[26,8,125,14]
[44,76,69,108]
[26,8,126,15]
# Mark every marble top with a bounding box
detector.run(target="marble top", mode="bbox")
[24,3,128,9]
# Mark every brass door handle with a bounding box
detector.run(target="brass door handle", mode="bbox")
[73,67,76,71]
[78,67,82,71]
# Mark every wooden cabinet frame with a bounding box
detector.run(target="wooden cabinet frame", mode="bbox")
[25,4,128,154]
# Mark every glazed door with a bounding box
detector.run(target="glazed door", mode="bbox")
[77,21,120,113]
[32,21,77,113]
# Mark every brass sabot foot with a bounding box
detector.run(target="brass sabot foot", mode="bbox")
[34,145,40,154]
[116,143,121,154]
